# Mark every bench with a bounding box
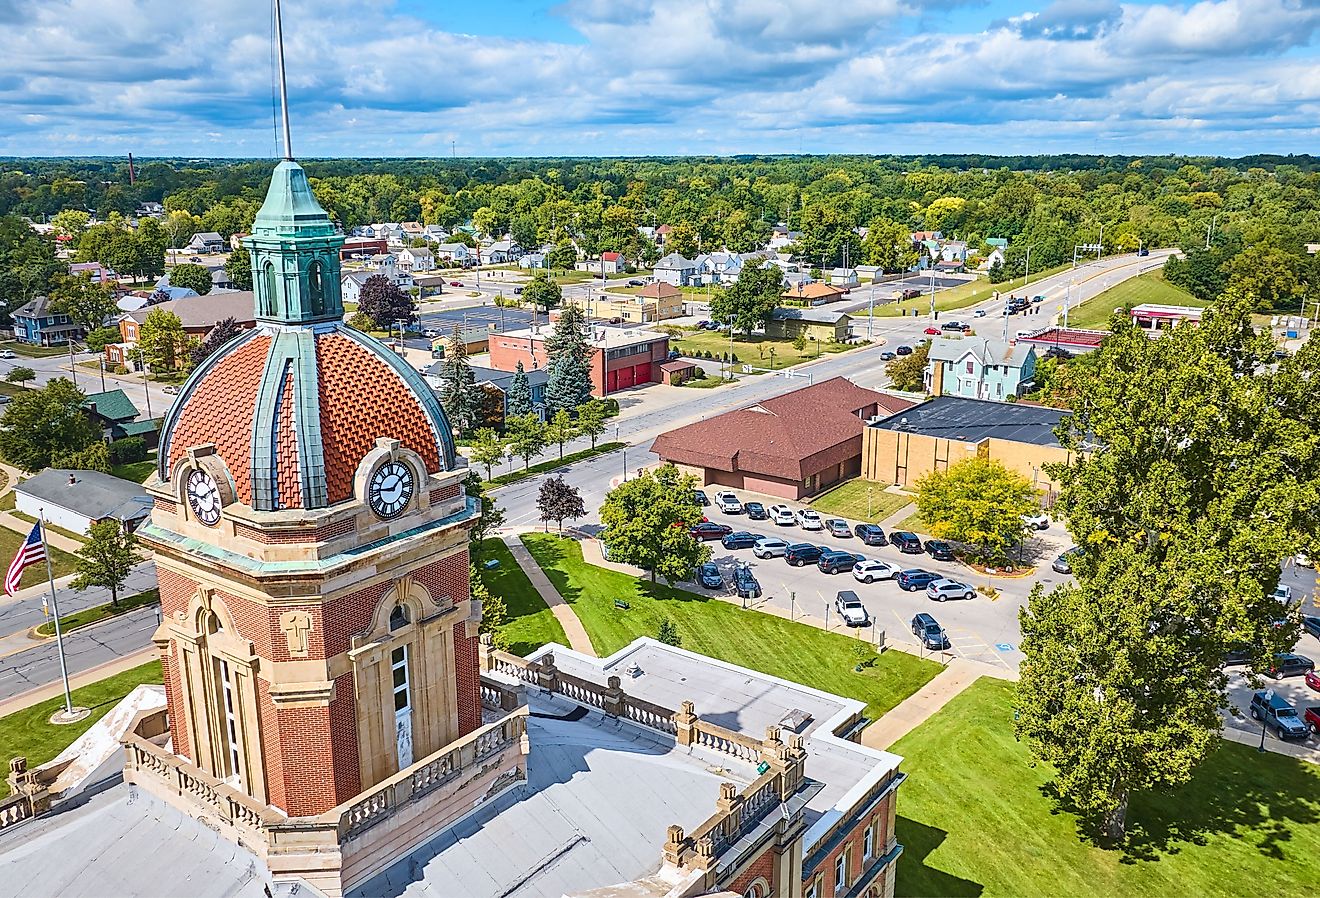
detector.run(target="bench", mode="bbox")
[613,599,631,611]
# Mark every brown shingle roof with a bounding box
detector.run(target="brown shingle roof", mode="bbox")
[637,282,682,300]
[651,377,916,482]
[780,282,846,300]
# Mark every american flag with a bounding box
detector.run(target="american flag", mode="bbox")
[4,522,46,596]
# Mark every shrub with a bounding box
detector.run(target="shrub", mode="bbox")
[109,436,147,464]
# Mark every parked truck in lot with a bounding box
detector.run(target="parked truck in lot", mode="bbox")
[1306,706,1320,736]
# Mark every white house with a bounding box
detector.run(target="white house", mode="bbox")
[397,247,435,272]
[694,252,744,285]
[829,268,860,288]
[483,240,522,264]
[654,253,698,286]
[940,241,969,264]
[340,256,413,306]
[434,242,472,265]
[519,253,546,269]
[980,248,1006,270]
[184,231,225,254]
[15,469,152,535]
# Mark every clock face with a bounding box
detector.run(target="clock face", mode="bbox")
[186,469,222,526]
[369,461,415,519]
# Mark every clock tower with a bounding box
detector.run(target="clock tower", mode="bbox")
[139,158,480,817]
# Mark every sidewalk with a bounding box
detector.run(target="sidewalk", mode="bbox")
[0,511,84,554]
[500,532,596,657]
[861,659,992,751]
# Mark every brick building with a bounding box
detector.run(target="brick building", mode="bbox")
[106,292,257,370]
[488,323,670,396]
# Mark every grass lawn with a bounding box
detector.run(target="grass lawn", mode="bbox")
[485,442,625,488]
[519,533,941,720]
[547,270,603,285]
[1067,271,1206,330]
[891,678,1320,898]
[867,263,1073,319]
[35,589,159,637]
[811,480,913,523]
[0,660,163,798]
[0,340,68,358]
[672,328,852,369]
[0,381,34,398]
[892,510,930,535]
[111,457,157,484]
[0,526,79,585]
[476,538,567,657]
[0,490,14,511]
[678,375,727,389]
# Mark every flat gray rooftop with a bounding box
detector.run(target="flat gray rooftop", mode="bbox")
[870,394,1066,447]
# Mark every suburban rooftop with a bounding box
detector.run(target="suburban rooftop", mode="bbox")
[869,394,1068,448]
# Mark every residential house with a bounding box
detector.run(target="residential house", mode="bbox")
[466,364,549,423]
[518,252,545,269]
[421,225,449,243]
[829,267,860,288]
[940,241,969,264]
[653,253,698,286]
[135,201,165,217]
[911,230,943,243]
[934,259,966,273]
[980,248,1006,270]
[654,223,671,245]
[68,261,116,284]
[11,295,82,346]
[652,377,915,499]
[765,307,852,342]
[433,242,472,265]
[229,233,249,252]
[925,336,1037,401]
[184,231,225,254]
[694,252,743,285]
[986,238,1009,252]
[400,221,424,241]
[484,240,521,264]
[341,257,415,306]
[397,247,435,273]
[780,282,847,307]
[600,251,621,274]
[14,468,152,535]
[108,291,257,371]
[81,388,161,445]
[768,227,803,251]
[209,266,233,291]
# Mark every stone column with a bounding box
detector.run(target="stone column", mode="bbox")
[602,675,626,717]
[675,700,698,747]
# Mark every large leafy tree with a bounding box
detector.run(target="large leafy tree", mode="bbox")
[884,341,929,392]
[599,463,710,583]
[471,561,510,651]
[50,273,117,331]
[709,261,782,335]
[505,413,546,470]
[225,249,253,291]
[138,308,194,372]
[0,378,98,471]
[523,271,562,312]
[437,325,482,435]
[1016,298,1320,843]
[190,317,244,368]
[915,457,1037,563]
[468,427,506,481]
[546,241,577,272]
[536,475,585,532]
[544,303,593,414]
[0,214,62,323]
[575,399,609,449]
[665,222,699,258]
[505,361,533,418]
[358,274,414,330]
[168,262,213,296]
[861,217,917,271]
[71,520,138,608]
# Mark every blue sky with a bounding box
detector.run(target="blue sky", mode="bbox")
[2,0,1319,158]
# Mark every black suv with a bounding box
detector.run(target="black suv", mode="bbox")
[924,539,955,561]
[744,502,769,520]
[784,543,824,567]
[721,531,759,550]
[890,531,923,553]
[693,490,710,506]
[1267,653,1315,679]
[854,523,887,546]
[818,550,862,574]
[734,566,761,599]
[911,612,951,650]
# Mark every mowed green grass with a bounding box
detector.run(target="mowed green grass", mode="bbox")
[811,480,913,523]
[892,678,1320,898]
[672,328,852,368]
[476,538,567,657]
[0,525,79,585]
[1068,271,1206,330]
[868,263,1073,318]
[0,660,163,798]
[519,533,941,720]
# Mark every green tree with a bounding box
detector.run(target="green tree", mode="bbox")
[861,217,915,271]
[523,271,562,312]
[189,317,243,368]
[138,308,193,372]
[656,617,681,647]
[544,303,593,414]
[51,210,91,248]
[505,361,533,418]
[599,463,711,583]
[884,341,929,392]
[546,241,577,272]
[437,325,482,434]
[988,258,1007,283]
[506,413,546,470]
[469,427,506,481]
[536,474,585,532]
[575,399,608,449]
[50,273,117,331]
[70,519,138,608]
[4,366,35,387]
[225,249,253,291]
[915,457,1036,563]
[0,378,98,471]
[168,262,213,296]
[358,274,414,330]
[1016,297,1320,843]
[1224,245,1305,311]
[471,562,510,651]
[53,440,111,474]
[84,326,121,353]
[665,222,699,258]
[791,332,807,353]
[544,408,578,460]
[465,473,505,568]
[709,261,782,335]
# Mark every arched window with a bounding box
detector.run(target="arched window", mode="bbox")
[389,603,411,631]
[308,259,325,315]
[743,878,769,898]
[262,261,278,317]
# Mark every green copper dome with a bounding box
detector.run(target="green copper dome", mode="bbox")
[252,160,337,239]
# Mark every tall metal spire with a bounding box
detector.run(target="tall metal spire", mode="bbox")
[273,0,294,160]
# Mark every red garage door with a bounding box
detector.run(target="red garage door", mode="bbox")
[633,362,652,385]
[616,365,635,389]
[607,369,618,392]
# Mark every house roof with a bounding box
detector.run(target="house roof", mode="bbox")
[124,292,256,330]
[13,295,56,318]
[651,377,914,482]
[659,360,696,372]
[869,394,1066,448]
[189,231,223,243]
[434,242,469,253]
[927,336,1033,368]
[770,306,851,325]
[15,468,152,522]
[601,251,621,261]
[781,282,846,300]
[655,253,695,269]
[635,282,682,300]
[82,389,139,423]
[468,364,550,390]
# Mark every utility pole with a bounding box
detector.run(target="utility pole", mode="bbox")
[67,338,77,387]
[1205,214,1218,250]
[138,349,152,418]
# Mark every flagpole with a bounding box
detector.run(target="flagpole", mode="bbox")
[39,510,74,716]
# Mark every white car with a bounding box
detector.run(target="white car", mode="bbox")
[715,491,743,514]
[1022,512,1050,530]
[927,579,976,602]
[796,509,824,531]
[752,537,789,558]
[768,504,797,526]
[0,350,15,359]
[1273,584,1294,605]
[852,559,896,584]
[1296,553,1313,568]
[834,590,870,627]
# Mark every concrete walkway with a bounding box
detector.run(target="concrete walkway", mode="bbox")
[861,658,998,751]
[500,532,596,657]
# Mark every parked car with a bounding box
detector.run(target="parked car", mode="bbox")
[1022,511,1050,530]
[1052,546,1082,574]
[834,590,870,627]
[752,537,790,559]
[721,531,759,550]
[449,280,463,287]
[1267,653,1315,679]
[911,612,950,650]
[769,504,797,526]
[784,543,824,567]
[715,491,743,514]
[695,320,711,329]
[895,345,913,356]
[698,562,724,589]
[734,565,761,600]
[1307,669,1320,692]
[825,519,852,538]
[1272,584,1294,605]
[853,559,896,583]
[1305,705,1320,735]
[796,509,824,531]
[689,522,732,541]
[1303,615,1320,640]
[627,279,645,287]
[745,502,769,521]
[854,523,887,546]
[0,350,14,359]
[162,386,180,395]
[900,288,922,300]
[1250,691,1309,740]
[924,539,955,561]
[818,550,863,574]
[923,326,941,335]
[667,349,681,361]
[890,531,923,553]
[927,579,975,602]
[879,350,896,361]
[897,569,941,591]
[513,286,524,294]
[693,489,710,506]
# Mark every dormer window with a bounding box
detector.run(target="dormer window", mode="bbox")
[389,603,411,631]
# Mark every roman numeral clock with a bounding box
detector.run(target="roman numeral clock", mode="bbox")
[369,460,416,519]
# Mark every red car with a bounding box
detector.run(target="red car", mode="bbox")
[923,326,941,335]
[689,522,732,541]
[449,280,462,287]
[1306,669,1320,692]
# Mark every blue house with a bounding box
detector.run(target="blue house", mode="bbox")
[925,336,1037,401]
[12,295,83,346]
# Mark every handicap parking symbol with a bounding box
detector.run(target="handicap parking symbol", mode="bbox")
[995,643,1014,652]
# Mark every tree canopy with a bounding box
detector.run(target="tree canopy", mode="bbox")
[358,274,415,329]
[0,378,98,471]
[599,463,710,583]
[168,263,212,296]
[915,457,1038,563]
[709,260,782,335]
[537,475,585,532]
